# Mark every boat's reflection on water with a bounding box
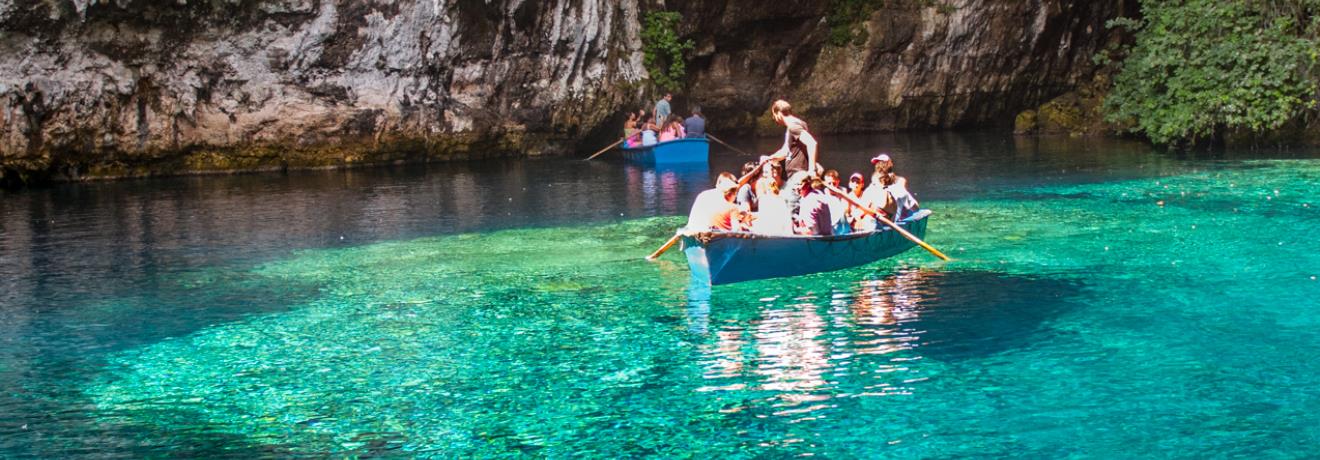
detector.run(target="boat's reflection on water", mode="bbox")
[622,164,711,217]
[684,268,950,414]
[682,268,1079,422]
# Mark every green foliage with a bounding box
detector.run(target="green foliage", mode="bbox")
[1103,0,1320,146]
[827,0,883,47]
[641,12,695,91]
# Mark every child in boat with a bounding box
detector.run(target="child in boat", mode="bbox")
[658,115,686,142]
[641,116,659,147]
[754,157,783,199]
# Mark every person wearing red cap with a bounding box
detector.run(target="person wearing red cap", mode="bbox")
[845,172,877,231]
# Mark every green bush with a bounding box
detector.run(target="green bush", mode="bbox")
[641,12,695,91]
[826,0,883,47]
[1104,0,1320,146]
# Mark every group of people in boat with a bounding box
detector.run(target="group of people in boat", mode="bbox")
[687,100,919,236]
[623,92,707,148]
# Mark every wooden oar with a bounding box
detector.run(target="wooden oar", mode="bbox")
[647,154,792,261]
[825,184,952,261]
[583,136,629,161]
[708,134,755,157]
[649,163,768,260]
[737,156,782,187]
[646,232,683,261]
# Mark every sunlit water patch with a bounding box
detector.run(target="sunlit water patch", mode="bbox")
[87,160,1320,457]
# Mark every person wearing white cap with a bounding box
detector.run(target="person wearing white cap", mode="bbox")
[686,172,746,232]
[863,153,920,221]
[868,153,891,182]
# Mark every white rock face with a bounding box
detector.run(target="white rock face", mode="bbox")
[0,0,1122,180]
[0,0,648,176]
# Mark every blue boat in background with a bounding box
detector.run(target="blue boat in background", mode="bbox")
[681,210,932,285]
[621,138,709,165]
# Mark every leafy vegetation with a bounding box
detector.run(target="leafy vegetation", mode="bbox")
[827,0,884,47]
[1103,0,1320,146]
[641,12,695,91]
[826,0,957,47]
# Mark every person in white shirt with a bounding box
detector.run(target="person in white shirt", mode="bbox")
[845,172,877,231]
[864,153,920,221]
[686,173,745,232]
[751,180,793,236]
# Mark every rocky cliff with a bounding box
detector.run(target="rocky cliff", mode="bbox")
[676,0,1131,135]
[0,0,1128,183]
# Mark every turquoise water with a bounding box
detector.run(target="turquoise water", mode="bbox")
[4,135,1320,456]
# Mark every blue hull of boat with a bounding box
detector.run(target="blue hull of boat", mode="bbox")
[682,210,932,285]
[621,138,709,165]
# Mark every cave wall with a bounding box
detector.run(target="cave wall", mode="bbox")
[676,0,1128,134]
[0,0,1125,182]
[0,0,647,181]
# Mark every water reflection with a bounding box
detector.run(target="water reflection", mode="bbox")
[692,269,1083,420]
[622,164,711,216]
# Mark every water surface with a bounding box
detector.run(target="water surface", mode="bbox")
[3,133,1319,457]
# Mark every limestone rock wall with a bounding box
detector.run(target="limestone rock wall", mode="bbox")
[1,0,646,180]
[0,0,1128,182]
[677,0,1131,134]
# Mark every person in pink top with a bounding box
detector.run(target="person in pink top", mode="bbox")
[658,115,685,142]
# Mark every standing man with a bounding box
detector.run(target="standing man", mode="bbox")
[684,106,706,138]
[766,100,818,180]
[653,93,673,127]
[765,100,818,212]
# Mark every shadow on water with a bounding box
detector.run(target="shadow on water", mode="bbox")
[0,273,325,458]
[881,270,1084,361]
